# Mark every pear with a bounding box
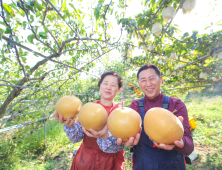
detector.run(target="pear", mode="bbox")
[152,22,162,36]
[183,0,196,14]
[162,6,175,23]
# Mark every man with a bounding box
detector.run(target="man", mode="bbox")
[124,64,194,170]
[99,64,193,169]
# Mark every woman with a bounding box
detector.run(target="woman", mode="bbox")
[55,71,125,170]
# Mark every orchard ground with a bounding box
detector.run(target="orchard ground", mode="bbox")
[0,87,222,170]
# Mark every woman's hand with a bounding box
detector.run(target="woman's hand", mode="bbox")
[116,127,142,147]
[82,124,109,139]
[54,112,76,127]
[150,116,184,150]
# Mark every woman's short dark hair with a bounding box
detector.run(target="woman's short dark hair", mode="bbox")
[98,71,123,89]
[137,64,161,79]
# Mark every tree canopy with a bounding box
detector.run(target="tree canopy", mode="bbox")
[0,0,222,129]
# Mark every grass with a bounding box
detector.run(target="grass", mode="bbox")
[0,120,80,170]
[0,87,222,170]
[179,89,222,170]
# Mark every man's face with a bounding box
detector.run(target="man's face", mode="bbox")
[138,68,162,99]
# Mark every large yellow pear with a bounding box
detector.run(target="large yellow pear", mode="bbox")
[55,95,82,120]
[144,107,184,144]
[78,103,107,131]
[108,107,141,141]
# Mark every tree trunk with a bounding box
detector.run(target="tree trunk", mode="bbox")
[0,54,58,119]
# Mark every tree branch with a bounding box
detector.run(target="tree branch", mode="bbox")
[29,68,61,81]
[0,81,67,92]
[19,0,56,53]
[133,0,168,32]
[0,79,14,85]
[22,123,42,139]
[158,0,184,42]
[0,99,40,128]
[61,47,97,54]
[45,0,110,59]
[5,78,87,113]
[2,35,99,78]
[173,59,189,64]
[14,46,28,80]
[90,0,94,37]
[1,1,27,80]
[2,35,55,59]
[168,48,222,73]
[0,113,55,133]
[166,79,222,85]
[42,2,60,49]
[45,0,75,32]
[165,31,218,46]
[0,36,60,118]
[168,83,222,90]
[0,0,10,27]
[103,0,112,40]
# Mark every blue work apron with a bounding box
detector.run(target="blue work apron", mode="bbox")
[132,96,188,170]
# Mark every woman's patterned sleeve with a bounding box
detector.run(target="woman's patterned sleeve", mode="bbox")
[97,131,124,153]
[63,122,85,143]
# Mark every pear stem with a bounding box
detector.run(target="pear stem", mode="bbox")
[70,92,74,96]
[121,101,123,109]
[172,109,177,114]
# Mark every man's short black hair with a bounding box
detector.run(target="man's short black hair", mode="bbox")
[137,64,161,79]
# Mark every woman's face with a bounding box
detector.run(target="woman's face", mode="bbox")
[100,75,121,100]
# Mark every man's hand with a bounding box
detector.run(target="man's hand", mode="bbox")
[116,127,142,147]
[55,112,76,127]
[82,124,109,139]
[152,138,184,150]
[151,116,184,150]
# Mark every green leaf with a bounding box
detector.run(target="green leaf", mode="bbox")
[144,0,150,6]
[34,26,38,33]
[204,26,210,30]
[21,56,27,63]
[69,3,76,11]
[36,10,41,17]
[27,70,31,75]
[28,15,34,24]
[6,17,11,22]
[52,72,55,77]
[4,70,9,77]
[35,3,44,11]
[51,0,57,5]
[25,65,30,69]
[38,32,48,39]
[27,34,35,44]
[22,21,27,30]
[5,26,12,34]
[10,10,15,17]
[62,0,67,9]
[43,26,48,33]
[3,3,13,16]
[0,28,4,40]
